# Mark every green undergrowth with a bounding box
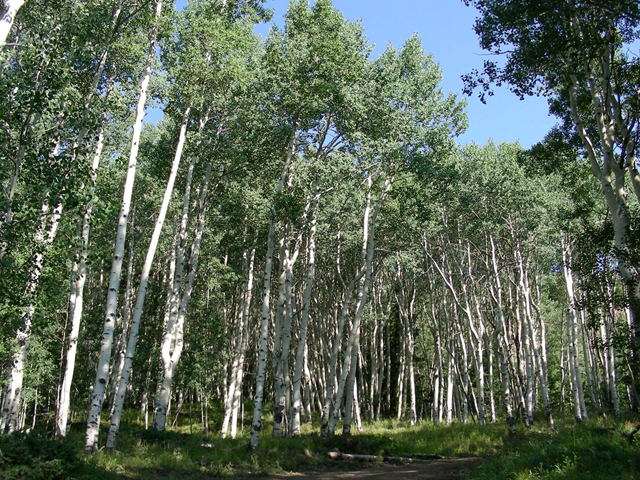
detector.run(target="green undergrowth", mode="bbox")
[63,407,509,478]
[4,408,640,479]
[472,413,640,480]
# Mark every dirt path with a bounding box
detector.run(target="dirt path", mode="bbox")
[254,457,482,480]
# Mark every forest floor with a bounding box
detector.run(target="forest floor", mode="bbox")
[253,456,483,480]
[3,408,640,479]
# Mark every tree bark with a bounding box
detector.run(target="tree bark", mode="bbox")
[84,0,162,453]
[249,118,298,451]
[106,106,191,448]
[291,187,318,435]
[0,199,62,434]
[0,0,25,47]
[57,122,106,437]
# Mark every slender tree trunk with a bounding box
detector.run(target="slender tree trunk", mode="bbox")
[223,237,256,438]
[562,239,585,424]
[56,122,106,437]
[109,227,135,417]
[291,190,318,435]
[327,173,392,435]
[0,200,62,434]
[230,246,256,439]
[489,235,515,436]
[249,119,298,451]
[106,106,191,448]
[84,0,162,453]
[153,153,215,432]
[342,333,360,435]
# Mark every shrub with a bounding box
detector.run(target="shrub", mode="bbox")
[0,432,80,480]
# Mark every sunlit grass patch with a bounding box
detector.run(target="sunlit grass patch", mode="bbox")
[48,407,640,479]
[472,413,640,480]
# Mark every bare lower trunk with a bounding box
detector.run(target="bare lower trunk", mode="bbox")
[328,173,392,435]
[85,0,162,453]
[562,239,585,424]
[56,125,106,437]
[342,332,360,435]
[249,119,298,451]
[222,242,256,438]
[1,200,62,434]
[490,235,515,436]
[106,106,191,448]
[153,155,214,432]
[291,190,318,435]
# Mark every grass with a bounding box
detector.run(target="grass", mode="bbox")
[472,413,640,480]
[4,406,640,479]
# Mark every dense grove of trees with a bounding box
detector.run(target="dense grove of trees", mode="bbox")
[0,0,639,453]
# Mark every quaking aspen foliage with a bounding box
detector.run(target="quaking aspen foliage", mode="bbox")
[1,0,640,458]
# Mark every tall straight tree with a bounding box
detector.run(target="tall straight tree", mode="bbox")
[85,0,163,453]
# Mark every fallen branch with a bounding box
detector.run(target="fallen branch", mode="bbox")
[401,453,454,459]
[326,451,456,463]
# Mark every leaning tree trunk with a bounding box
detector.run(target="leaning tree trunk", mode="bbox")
[489,235,516,436]
[229,246,256,439]
[222,235,256,438]
[106,106,191,449]
[562,238,586,424]
[568,68,640,368]
[328,173,393,435]
[85,0,162,453]
[153,153,215,432]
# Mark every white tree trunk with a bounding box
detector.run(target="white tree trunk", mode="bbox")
[230,246,256,439]
[106,106,191,448]
[562,239,585,423]
[85,0,161,452]
[0,0,25,47]
[0,199,62,434]
[490,235,516,436]
[249,120,297,450]
[109,227,135,417]
[342,333,360,435]
[56,122,106,437]
[153,152,214,432]
[291,191,318,435]
[328,173,393,435]
[222,237,256,438]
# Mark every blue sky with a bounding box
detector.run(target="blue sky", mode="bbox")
[170,0,558,148]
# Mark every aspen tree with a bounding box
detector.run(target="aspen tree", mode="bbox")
[291,185,319,435]
[249,121,298,450]
[490,235,516,436]
[85,0,163,452]
[106,106,191,448]
[222,239,256,438]
[464,1,640,365]
[153,151,217,431]
[0,199,62,433]
[562,239,586,423]
[57,116,109,437]
[329,173,393,434]
[0,0,25,48]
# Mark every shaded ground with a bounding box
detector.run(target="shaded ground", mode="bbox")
[253,457,482,480]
